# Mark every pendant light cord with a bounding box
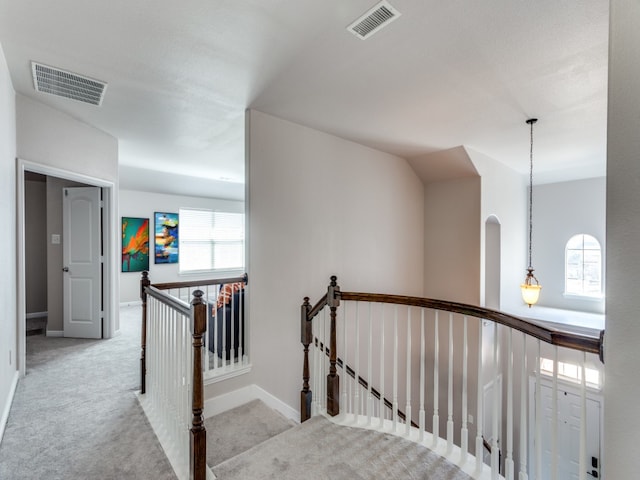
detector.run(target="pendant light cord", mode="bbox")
[527,118,537,270]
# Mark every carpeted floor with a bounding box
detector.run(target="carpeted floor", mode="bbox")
[212,414,474,480]
[205,399,295,467]
[0,306,177,480]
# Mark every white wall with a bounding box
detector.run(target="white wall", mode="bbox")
[424,176,481,304]
[16,95,119,334]
[532,177,606,313]
[0,43,17,438]
[118,189,244,304]
[16,95,118,180]
[604,1,640,477]
[246,110,425,413]
[468,148,527,312]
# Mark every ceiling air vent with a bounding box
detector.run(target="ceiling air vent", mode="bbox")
[347,1,401,40]
[31,62,107,106]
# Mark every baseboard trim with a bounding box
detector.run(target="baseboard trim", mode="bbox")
[26,311,47,319]
[252,385,299,422]
[203,384,299,423]
[46,330,64,337]
[120,300,142,308]
[0,371,19,444]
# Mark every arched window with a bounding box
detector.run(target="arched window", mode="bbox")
[565,234,602,297]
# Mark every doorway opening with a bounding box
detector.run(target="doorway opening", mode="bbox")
[17,158,117,376]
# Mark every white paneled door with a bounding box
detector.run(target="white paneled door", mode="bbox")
[63,187,102,339]
[532,377,602,480]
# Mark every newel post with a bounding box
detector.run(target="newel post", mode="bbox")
[190,290,207,480]
[140,271,150,394]
[327,276,341,416]
[301,297,313,422]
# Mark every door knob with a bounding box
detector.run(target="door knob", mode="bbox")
[62,267,69,272]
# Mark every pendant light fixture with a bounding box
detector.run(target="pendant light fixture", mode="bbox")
[521,118,541,307]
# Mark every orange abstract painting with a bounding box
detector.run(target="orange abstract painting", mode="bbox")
[122,217,150,272]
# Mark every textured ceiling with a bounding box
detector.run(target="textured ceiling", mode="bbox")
[0,1,609,199]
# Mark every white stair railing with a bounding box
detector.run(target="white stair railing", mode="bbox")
[301,276,604,480]
[142,293,193,479]
[138,272,247,480]
[140,273,249,380]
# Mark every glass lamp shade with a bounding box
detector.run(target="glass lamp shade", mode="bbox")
[521,267,541,307]
[521,283,541,307]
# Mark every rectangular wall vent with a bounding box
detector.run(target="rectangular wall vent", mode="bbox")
[31,62,107,106]
[347,1,401,40]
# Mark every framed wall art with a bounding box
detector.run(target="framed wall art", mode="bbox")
[122,217,150,272]
[154,212,179,264]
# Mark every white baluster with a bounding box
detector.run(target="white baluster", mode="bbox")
[229,286,235,364]
[393,305,399,432]
[433,310,440,449]
[312,310,319,416]
[217,284,223,369]
[579,352,587,480]
[552,346,558,480]
[519,333,528,480]
[406,307,412,437]
[221,292,227,368]
[447,312,454,454]
[419,308,426,443]
[506,328,514,480]
[315,310,322,416]
[342,301,348,420]
[354,302,360,422]
[379,303,385,429]
[367,302,373,426]
[475,320,484,474]
[535,340,542,480]
[321,307,327,413]
[491,323,499,480]
[461,315,468,464]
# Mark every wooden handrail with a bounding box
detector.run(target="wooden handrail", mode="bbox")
[338,291,603,359]
[145,285,191,316]
[152,272,248,291]
[307,293,328,320]
[301,276,605,425]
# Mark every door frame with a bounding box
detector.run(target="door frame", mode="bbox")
[16,158,118,376]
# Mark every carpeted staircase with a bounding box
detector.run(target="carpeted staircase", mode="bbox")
[205,399,295,467]
[207,400,473,480]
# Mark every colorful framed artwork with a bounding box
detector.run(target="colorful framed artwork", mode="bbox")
[122,217,150,272]
[154,212,179,264]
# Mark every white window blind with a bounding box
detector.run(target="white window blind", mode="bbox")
[179,209,244,273]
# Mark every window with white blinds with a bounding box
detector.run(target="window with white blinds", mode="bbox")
[179,209,244,273]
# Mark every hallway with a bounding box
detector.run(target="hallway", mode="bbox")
[0,306,176,479]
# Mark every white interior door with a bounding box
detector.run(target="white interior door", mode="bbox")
[531,377,602,479]
[63,186,102,338]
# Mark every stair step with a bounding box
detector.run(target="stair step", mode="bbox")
[211,415,475,480]
[205,399,295,467]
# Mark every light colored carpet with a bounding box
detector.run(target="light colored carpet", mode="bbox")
[205,399,295,466]
[0,306,177,480]
[212,415,474,480]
